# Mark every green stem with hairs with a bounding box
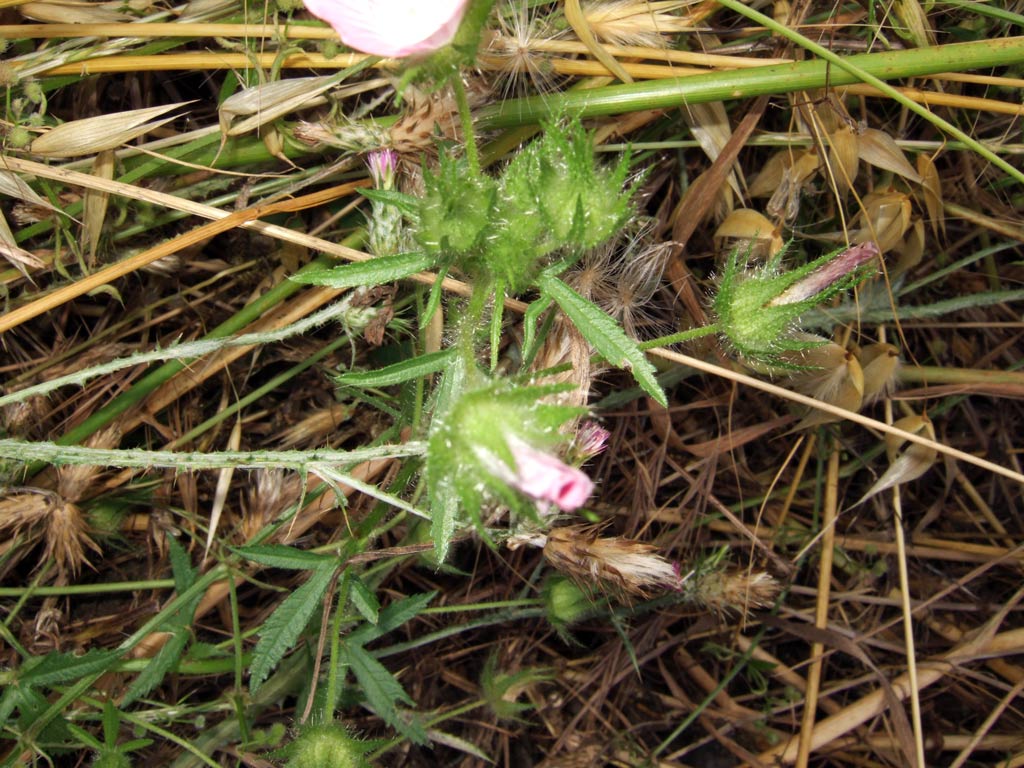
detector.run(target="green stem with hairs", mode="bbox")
[640,323,720,350]
[477,35,1024,186]
[712,0,1024,185]
[452,74,481,176]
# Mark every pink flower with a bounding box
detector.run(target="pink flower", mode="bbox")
[768,241,880,307]
[506,436,594,511]
[477,436,594,512]
[365,149,397,189]
[303,0,470,58]
[573,421,610,461]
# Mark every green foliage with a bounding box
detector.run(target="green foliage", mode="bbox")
[250,565,336,691]
[234,544,337,570]
[418,157,497,257]
[337,592,435,743]
[336,348,454,388]
[292,251,436,290]
[425,374,583,559]
[415,120,637,293]
[273,721,373,768]
[537,272,666,406]
[479,652,553,722]
[66,702,152,768]
[123,536,202,706]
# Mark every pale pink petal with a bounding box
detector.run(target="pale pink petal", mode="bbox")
[574,421,610,460]
[303,0,470,57]
[507,437,594,512]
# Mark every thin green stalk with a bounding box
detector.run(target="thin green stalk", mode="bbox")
[324,570,351,724]
[639,323,719,350]
[712,0,1024,186]
[452,74,481,176]
[41,231,365,459]
[936,0,1024,27]
[0,579,175,597]
[227,575,249,744]
[478,36,1024,186]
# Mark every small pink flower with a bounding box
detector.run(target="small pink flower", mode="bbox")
[508,437,594,511]
[303,0,470,58]
[573,421,610,461]
[478,436,594,512]
[365,149,397,189]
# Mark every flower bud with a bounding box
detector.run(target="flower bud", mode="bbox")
[714,242,878,364]
[543,575,596,627]
[365,149,397,191]
[425,379,591,530]
[568,420,610,464]
[276,723,371,768]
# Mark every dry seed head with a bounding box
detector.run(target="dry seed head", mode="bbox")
[293,120,389,153]
[56,427,120,503]
[691,568,779,616]
[567,225,673,339]
[0,489,100,579]
[583,0,703,47]
[540,524,684,599]
[389,87,462,154]
[482,1,562,98]
[240,469,291,542]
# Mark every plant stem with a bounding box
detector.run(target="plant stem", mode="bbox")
[452,74,481,176]
[477,38,1024,178]
[639,323,720,350]
[711,0,1024,185]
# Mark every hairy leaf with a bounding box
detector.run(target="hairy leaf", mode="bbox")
[250,565,336,691]
[291,251,435,290]
[337,349,454,388]
[233,544,336,570]
[538,273,666,406]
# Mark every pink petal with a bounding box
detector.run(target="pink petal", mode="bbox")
[303,0,470,57]
[508,438,594,512]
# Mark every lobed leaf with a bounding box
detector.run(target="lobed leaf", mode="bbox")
[249,565,336,691]
[537,272,666,406]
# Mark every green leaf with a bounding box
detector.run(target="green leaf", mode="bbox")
[249,565,336,691]
[291,251,436,289]
[19,648,121,688]
[537,272,667,407]
[359,187,419,218]
[123,541,205,706]
[348,592,435,646]
[336,348,453,388]
[167,534,196,593]
[345,643,426,743]
[429,478,460,567]
[348,573,380,625]
[233,544,336,570]
[122,591,203,706]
